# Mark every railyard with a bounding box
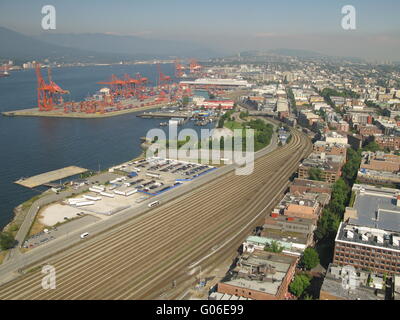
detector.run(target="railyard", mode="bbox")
[0,126,312,300]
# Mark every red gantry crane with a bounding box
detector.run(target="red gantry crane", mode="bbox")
[174,59,185,78]
[35,63,69,111]
[157,63,172,88]
[189,59,202,74]
[98,75,127,99]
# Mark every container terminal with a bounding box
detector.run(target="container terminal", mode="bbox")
[1,60,204,119]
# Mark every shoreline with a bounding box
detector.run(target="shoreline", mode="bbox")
[1,115,271,236]
[1,102,176,119]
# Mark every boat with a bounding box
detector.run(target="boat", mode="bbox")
[159,122,168,127]
[0,71,10,78]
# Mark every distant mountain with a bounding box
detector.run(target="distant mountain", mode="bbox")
[0,26,123,62]
[36,33,221,59]
[0,26,222,62]
[268,48,325,58]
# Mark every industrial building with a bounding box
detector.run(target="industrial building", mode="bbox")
[179,78,251,90]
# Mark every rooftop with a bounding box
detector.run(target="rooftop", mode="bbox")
[320,264,385,300]
[350,184,400,233]
[292,178,332,190]
[225,251,297,296]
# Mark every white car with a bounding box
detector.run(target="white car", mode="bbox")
[80,232,89,239]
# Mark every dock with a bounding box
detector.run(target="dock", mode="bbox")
[15,166,88,189]
[2,102,176,119]
[137,111,190,119]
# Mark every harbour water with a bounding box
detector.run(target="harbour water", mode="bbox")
[0,64,212,228]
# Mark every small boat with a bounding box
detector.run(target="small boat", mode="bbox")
[0,71,10,78]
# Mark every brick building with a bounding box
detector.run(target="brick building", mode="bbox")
[375,136,400,151]
[359,124,382,139]
[298,153,343,184]
[290,178,332,195]
[313,141,348,161]
[216,251,297,300]
[360,151,400,173]
[333,184,400,275]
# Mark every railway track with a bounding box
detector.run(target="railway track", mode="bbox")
[0,128,312,300]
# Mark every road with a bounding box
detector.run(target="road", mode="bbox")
[0,127,312,299]
[4,172,119,263]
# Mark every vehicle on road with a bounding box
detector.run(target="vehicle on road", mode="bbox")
[80,232,89,239]
[148,201,160,208]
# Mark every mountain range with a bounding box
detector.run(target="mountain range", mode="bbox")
[0,26,222,62]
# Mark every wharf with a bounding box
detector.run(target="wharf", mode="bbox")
[15,166,88,189]
[2,103,175,119]
[137,111,190,119]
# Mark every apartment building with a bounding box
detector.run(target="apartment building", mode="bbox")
[298,153,343,183]
[333,184,400,275]
[313,141,348,160]
[290,178,332,195]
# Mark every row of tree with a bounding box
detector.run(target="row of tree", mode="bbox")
[315,148,362,241]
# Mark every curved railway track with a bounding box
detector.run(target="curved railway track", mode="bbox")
[0,128,312,300]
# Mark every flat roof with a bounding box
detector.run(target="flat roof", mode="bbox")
[15,166,88,188]
[227,251,296,296]
[351,184,400,233]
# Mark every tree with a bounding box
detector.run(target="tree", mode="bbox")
[363,139,381,152]
[289,274,311,297]
[182,96,190,107]
[265,240,284,253]
[217,118,225,128]
[308,167,323,181]
[301,248,320,270]
[0,232,15,250]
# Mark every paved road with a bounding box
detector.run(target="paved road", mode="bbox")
[0,122,280,285]
[4,172,119,263]
[23,215,100,250]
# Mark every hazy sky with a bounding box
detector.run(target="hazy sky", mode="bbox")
[1,0,399,60]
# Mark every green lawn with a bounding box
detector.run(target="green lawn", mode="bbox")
[224,121,243,131]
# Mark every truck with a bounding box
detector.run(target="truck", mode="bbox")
[83,195,102,201]
[74,201,95,207]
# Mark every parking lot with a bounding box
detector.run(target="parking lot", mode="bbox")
[27,157,216,245]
